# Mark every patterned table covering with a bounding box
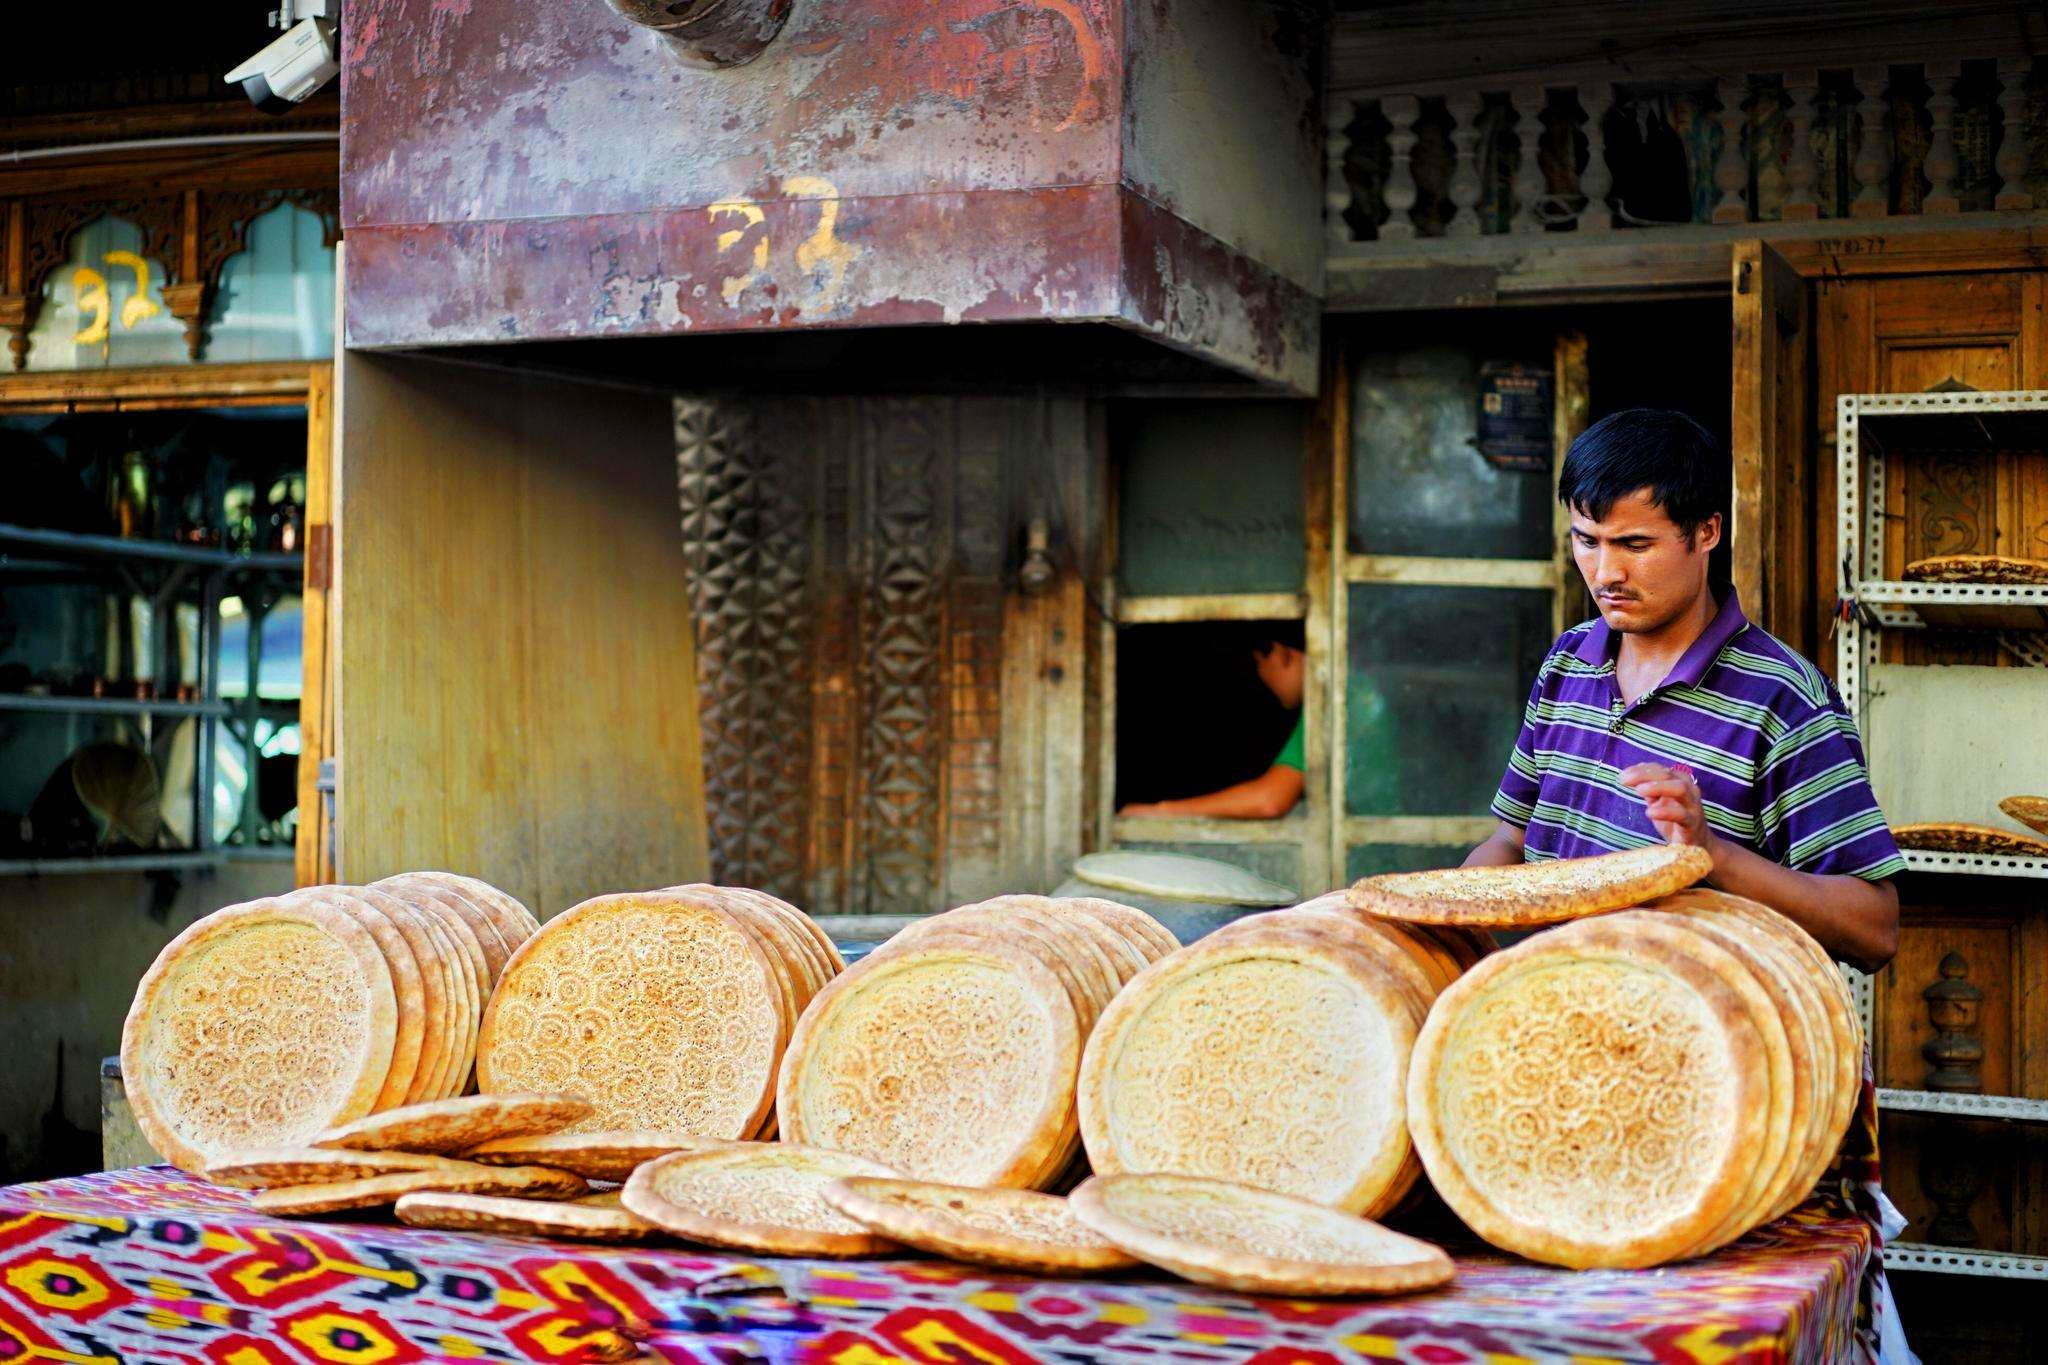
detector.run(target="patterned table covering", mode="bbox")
[1,1166,1872,1365]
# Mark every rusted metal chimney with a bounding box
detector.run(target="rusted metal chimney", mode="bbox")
[605,0,790,70]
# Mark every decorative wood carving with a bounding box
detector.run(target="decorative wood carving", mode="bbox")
[1850,65,1892,218]
[1994,57,2032,213]
[674,396,814,900]
[675,394,1029,916]
[1508,86,1546,233]
[1575,84,1614,231]
[861,399,948,913]
[1921,61,1962,214]
[1325,96,1354,245]
[1922,950,1986,1092]
[2,197,105,369]
[1712,78,1751,224]
[1781,71,1821,221]
[1443,90,1484,236]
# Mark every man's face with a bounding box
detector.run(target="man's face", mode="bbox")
[1254,643,1305,709]
[1569,488,1721,634]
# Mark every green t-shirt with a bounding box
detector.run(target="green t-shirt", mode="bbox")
[1273,714,1305,771]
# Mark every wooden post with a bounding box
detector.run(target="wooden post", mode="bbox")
[1381,95,1421,242]
[1782,71,1821,222]
[1851,65,1891,218]
[1995,57,2032,213]
[1509,86,1547,233]
[1577,83,1614,231]
[1712,77,1750,224]
[1444,90,1484,237]
[1921,61,1961,215]
[1325,95,1353,245]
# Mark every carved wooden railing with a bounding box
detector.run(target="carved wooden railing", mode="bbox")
[1328,58,2034,248]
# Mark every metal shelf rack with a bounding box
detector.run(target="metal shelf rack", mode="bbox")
[1878,1088,2048,1122]
[1835,388,2048,1279]
[0,521,302,874]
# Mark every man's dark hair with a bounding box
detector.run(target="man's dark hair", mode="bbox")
[1247,620,1306,655]
[1556,408,1726,538]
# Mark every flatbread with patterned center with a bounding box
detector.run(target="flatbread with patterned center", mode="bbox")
[1903,554,2048,584]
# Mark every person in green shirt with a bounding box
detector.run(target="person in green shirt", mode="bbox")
[1117,624,1306,820]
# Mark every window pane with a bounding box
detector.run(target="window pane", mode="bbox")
[1345,584,1551,816]
[1119,403,1306,595]
[1346,843,1471,880]
[1349,346,1555,559]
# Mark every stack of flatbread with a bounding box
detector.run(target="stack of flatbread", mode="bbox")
[1407,888,1862,1269]
[1077,893,1485,1217]
[120,872,538,1173]
[477,885,842,1140]
[776,894,1177,1189]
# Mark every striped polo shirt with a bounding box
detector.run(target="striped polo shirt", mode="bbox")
[1491,591,1906,882]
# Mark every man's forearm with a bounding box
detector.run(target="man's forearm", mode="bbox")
[1463,821,1525,868]
[1140,768,1304,820]
[1704,839,1899,973]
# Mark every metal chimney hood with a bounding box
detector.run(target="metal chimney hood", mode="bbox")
[339,0,1326,395]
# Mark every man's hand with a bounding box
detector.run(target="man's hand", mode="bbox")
[1618,761,1719,860]
[1117,802,1165,818]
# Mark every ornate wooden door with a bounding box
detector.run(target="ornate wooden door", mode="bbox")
[676,394,1097,918]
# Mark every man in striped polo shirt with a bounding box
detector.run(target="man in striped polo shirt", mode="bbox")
[1465,408,1901,973]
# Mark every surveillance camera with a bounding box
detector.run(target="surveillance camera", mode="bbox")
[224,17,339,113]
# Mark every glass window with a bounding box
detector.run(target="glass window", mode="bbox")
[1118,403,1306,596]
[1345,583,1552,816]
[1349,346,1556,560]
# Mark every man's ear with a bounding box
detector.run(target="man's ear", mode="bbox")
[1693,513,1724,555]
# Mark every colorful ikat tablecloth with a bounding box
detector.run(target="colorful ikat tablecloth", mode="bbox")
[1,1166,1871,1364]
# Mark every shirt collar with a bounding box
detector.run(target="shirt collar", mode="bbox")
[1572,590,1750,691]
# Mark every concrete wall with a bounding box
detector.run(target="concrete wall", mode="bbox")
[0,861,290,1182]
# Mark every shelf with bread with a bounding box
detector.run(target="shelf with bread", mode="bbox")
[1834,387,2048,1280]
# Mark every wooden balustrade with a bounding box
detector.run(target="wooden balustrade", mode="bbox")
[1326,58,2039,245]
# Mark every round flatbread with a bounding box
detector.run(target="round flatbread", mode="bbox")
[283,888,426,1113]
[823,1177,1138,1274]
[369,878,486,1097]
[252,1162,586,1216]
[1079,921,1417,1214]
[1892,822,2048,858]
[313,1092,593,1154]
[1407,916,1766,1269]
[1999,796,2048,837]
[375,873,513,988]
[398,871,540,942]
[461,1129,737,1181]
[205,1146,487,1188]
[395,1190,660,1242]
[1350,844,1713,927]
[622,1144,902,1256]
[777,940,1079,1188]
[1070,1173,1454,1296]
[121,898,398,1174]
[478,891,786,1138]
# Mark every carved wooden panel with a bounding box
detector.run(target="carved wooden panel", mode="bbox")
[676,394,1079,916]
[675,397,814,901]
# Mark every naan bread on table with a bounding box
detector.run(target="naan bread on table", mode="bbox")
[121,898,398,1173]
[1070,1173,1454,1296]
[395,1190,660,1242]
[313,1092,593,1154]
[622,1144,902,1257]
[823,1177,1139,1275]
[252,1162,585,1216]
[461,1129,736,1181]
[1349,844,1712,927]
